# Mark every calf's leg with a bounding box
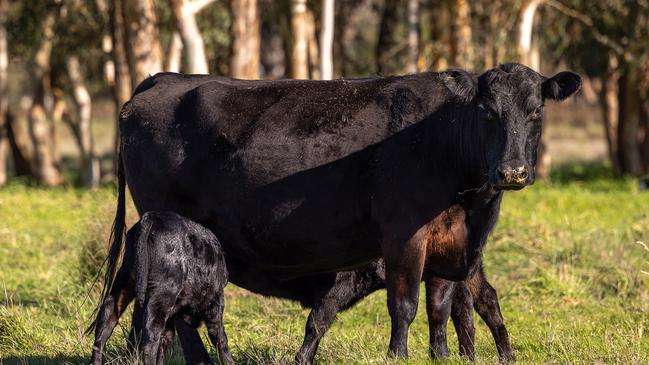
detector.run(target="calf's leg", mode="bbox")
[205,295,234,365]
[176,320,214,365]
[295,267,385,364]
[89,266,134,365]
[425,276,456,359]
[468,270,514,362]
[156,320,176,365]
[141,294,176,365]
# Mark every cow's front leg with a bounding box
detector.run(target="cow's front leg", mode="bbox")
[383,235,427,358]
[425,276,456,359]
[450,282,475,360]
[468,268,514,362]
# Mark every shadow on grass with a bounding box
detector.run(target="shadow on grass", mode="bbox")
[0,355,87,365]
[549,160,616,184]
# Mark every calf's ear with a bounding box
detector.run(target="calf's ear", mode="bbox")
[542,71,582,100]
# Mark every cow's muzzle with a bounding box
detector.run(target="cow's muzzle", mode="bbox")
[494,163,529,189]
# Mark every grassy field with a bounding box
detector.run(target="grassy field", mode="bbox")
[1,164,648,364]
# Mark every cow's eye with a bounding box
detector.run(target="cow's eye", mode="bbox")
[530,106,543,120]
[479,103,498,122]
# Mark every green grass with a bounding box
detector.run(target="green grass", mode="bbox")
[1,166,648,364]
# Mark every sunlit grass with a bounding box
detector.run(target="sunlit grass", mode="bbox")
[0,165,648,364]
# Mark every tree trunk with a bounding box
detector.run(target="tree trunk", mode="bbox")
[110,0,133,169]
[165,31,183,72]
[5,111,33,177]
[450,0,473,69]
[290,0,310,79]
[517,0,551,180]
[305,7,320,80]
[124,0,164,85]
[260,1,286,80]
[407,0,419,73]
[320,0,335,80]
[617,70,643,176]
[376,0,400,75]
[428,0,450,71]
[28,10,62,186]
[518,0,543,67]
[601,53,621,174]
[170,0,215,74]
[230,0,260,79]
[66,56,100,188]
[0,0,8,185]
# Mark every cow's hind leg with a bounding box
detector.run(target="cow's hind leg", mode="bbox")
[295,268,385,364]
[450,282,475,361]
[425,276,456,359]
[89,265,134,365]
[468,269,514,362]
[383,238,427,358]
[205,295,234,365]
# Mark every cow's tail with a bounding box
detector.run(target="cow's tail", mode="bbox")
[86,150,127,335]
[135,213,154,307]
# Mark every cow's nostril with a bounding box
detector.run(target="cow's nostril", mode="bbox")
[519,167,529,180]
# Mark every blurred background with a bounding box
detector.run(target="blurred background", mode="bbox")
[0,0,648,188]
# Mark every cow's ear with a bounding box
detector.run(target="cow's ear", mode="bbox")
[542,71,582,101]
[442,69,478,104]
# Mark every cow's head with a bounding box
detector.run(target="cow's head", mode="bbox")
[476,63,581,190]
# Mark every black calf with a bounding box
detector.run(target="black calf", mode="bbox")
[89,211,233,365]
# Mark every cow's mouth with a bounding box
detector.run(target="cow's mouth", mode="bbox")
[493,183,526,191]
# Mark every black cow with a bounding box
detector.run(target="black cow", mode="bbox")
[90,211,234,365]
[100,63,581,359]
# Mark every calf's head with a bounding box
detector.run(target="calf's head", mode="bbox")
[476,63,581,189]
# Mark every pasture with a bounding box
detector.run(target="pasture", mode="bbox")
[1,164,648,364]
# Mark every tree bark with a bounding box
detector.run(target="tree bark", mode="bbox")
[110,0,133,168]
[5,111,32,177]
[290,0,310,79]
[123,0,164,85]
[320,0,335,80]
[518,0,543,67]
[517,0,550,180]
[601,53,621,174]
[407,0,419,73]
[0,0,8,185]
[28,10,62,186]
[230,0,260,79]
[376,0,400,75]
[617,70,643,176]
[66,56,100,188]
[165,31,183,72]
[450,0,473,69]
[428,0,450,71]
[170,0,215,74]
[260,1,286,80]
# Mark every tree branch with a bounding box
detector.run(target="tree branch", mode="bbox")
[187,0,216,14]
[545,0,635,63]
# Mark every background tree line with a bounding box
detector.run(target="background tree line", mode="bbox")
[0,0,647,188]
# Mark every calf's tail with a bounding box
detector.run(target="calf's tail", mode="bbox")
[135,213,154,307]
